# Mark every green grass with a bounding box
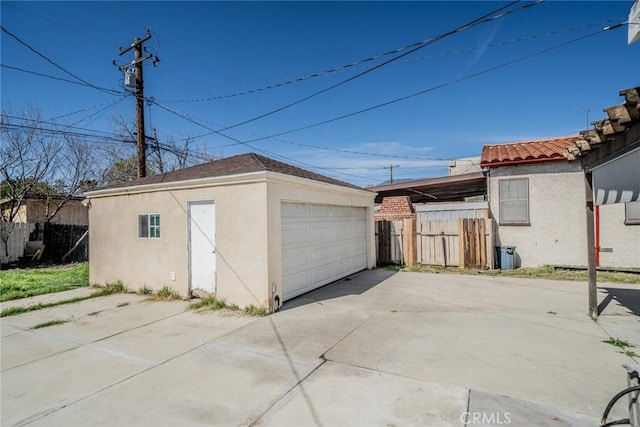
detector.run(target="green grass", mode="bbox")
[189,295,238,311]
[0,263,89,302]
[0,281,128,317]
[603,337,635,349]
[31,319,69,329]
[603,337,639,358]
[394,264,640,284]
[242,304,269,317]
[146,286,183,301]
[189,296,268,316]
[137,286,152,295]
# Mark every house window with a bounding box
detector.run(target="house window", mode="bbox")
[499,178,529,225]
[138,214,161,238]
[625,201,640,225]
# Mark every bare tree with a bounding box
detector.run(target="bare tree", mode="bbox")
[102,114,216,186]
[1,109,97,258]
[1,110,59,257]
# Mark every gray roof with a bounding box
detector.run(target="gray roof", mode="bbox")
[103,153,364,191]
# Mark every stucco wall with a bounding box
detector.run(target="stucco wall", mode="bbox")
[88,176,270,307]
[488,161,589,267]
[88,171,376,310]
[266,174,377,308]
[598,203,640,268]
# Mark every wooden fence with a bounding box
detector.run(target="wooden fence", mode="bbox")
[1,223,35,265]
[0,222,88,265]
[43,223,89,263]
[376,218,494,269]
[375,220,404,265]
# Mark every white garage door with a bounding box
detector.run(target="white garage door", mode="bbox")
[281,203,367,301]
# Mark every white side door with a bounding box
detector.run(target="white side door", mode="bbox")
[189,201,216,293]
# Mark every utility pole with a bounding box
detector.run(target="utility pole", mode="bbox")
[117,31,158,178]
[384,164,400,184]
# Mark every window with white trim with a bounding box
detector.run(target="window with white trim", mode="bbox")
[138,214,161,238]
[625,201,640,225]
[499,178,529,225]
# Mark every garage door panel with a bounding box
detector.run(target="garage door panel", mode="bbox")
[310,265,335,287]
[282,249,309,275]
[311,204,332,218]
[282,202,368,301]
[351,207,366,219]
[282,203,308,217]
[309,244,335,264]
[333,206,350,217]
[282,225,309,245]
[310,224,333,242]
[285,272,312,296]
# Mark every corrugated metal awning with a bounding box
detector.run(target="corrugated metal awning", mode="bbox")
[592,146,640,205]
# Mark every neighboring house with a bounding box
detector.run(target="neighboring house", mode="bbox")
[0,195,88,226]
[368,172,487,204]
[1,196,89,263]
[481,136,640,268]
[85,153,376,311]
[448,156,482,176]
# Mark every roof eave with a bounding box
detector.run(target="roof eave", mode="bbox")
[480,156,568,168]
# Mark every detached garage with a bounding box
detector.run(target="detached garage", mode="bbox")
[86,153,376,312]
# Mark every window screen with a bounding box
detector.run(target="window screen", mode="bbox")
[499,178,529,225]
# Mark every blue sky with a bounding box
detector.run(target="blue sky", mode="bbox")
[2,1,638,186]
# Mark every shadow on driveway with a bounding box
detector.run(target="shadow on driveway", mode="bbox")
[282,268,397,311]
[598,287,640,316]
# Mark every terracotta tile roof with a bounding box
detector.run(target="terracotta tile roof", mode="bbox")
[102,153,363,191]
[480,136,579,167]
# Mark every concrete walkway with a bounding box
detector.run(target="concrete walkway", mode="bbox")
[0,287,96,312]
[1,270,638,426]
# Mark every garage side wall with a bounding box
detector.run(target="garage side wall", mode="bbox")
[266,176,376,306]
[88,180,270,307]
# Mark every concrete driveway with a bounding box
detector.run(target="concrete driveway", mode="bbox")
[1,270,638,426]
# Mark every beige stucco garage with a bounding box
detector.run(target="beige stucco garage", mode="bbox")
[86,153,376,311]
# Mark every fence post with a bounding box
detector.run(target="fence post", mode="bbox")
[402,217,417,266]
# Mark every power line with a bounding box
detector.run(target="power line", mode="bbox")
[1,64,122,95]
[147,100,449,160]
[0,27,122,96]
[240,22,625,144]
[157,17,619,105]
[48,97,129,122]
[142,21,623,165]
[150,100,245,144]
[1,114,126,138]
[156,1,543,143]
[0,122,129,145]
[70,97,129,127]
[3,2,119,47]
[215,1,540,133]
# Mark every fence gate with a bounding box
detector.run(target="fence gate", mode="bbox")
[458,218,487,269]
[378,217,494,269]
[375,220,404,265]
[417,220,459,267]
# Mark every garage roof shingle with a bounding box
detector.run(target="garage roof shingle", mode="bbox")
[104,153,363,190]
[480,136,579,167]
